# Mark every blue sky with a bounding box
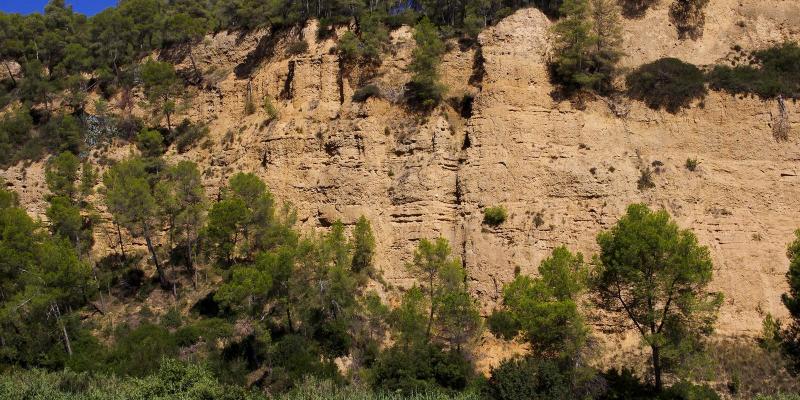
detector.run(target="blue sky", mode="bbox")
[0,0,117,16]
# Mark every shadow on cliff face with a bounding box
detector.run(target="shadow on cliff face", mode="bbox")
[234,26,295,79]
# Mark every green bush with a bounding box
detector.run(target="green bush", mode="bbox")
[353,85,381,102]
[487,310,519,340]
[660,381,720,400]
[708,42,800,99]
[626,58,707,113]
[685,158,699,171]
[597,368,653,400]
[483,206,508,226]
[106,323,179,376]
[370,343,472,395]
[485,357,572,400]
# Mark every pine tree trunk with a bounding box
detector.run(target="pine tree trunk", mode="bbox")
[3,62,16,86]
[54,303,73,357]
[145,233,168,288]
[116,223,126,259]
[652,344,662,392]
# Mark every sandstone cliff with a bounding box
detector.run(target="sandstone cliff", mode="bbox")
[2,0,799,347]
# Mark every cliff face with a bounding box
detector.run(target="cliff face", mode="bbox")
[3,0,799,341]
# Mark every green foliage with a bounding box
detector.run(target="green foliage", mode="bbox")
[0,359,260,399]
[404,238,482,350]
[0,184,94,369]
[135,128,165,158]
[45,151,80,200]
[485,357,572,400]
[205,172,292,265]
[0,106,33,166]
[0,366,484,400]
[140,59,181,129]
[337,13,389,66]
[708,42,800,99]
[551,0,623,94]
[660,381,720,400]
[406,18,446,110]
[102,156,168,287]
[685,158,699,172]
[489,247,587,358]
[370,342,472,394]
[264,96,279,120]
[591,204,723,391]
[41,114,85,155]
[637,167,655,190]
[155,160,206,272]
[351,215,377,276]
[626,58,707,113]
[598,368,654,400]
[482,206,507,226]
[107,323,178,376]
[781,229,800,372]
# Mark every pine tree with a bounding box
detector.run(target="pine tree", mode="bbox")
[551,0,623,94]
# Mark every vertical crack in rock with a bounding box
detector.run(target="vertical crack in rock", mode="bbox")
[337,57,345,104]
[280,60,295,100]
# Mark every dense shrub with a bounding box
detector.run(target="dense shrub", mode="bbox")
[487,310,519,340]
[0,359,257,400]
[685,158,699,171]
[708,42,800,99]
[0,368,482,400]
[370,343,472,395]
[106,323,179,376]
[626,58,707,113]
[660,381,720,400]
[597,368,653,400]
[485,357,572,400]
[483,206,508,226]
[669,0,710,39]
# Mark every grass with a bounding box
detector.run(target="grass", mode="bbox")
[279,379,480,400]
[0,369,479,400]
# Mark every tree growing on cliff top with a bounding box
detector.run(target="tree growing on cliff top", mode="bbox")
[406,17,447,110]
[590,204,723,392]
[551,0,623,94]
